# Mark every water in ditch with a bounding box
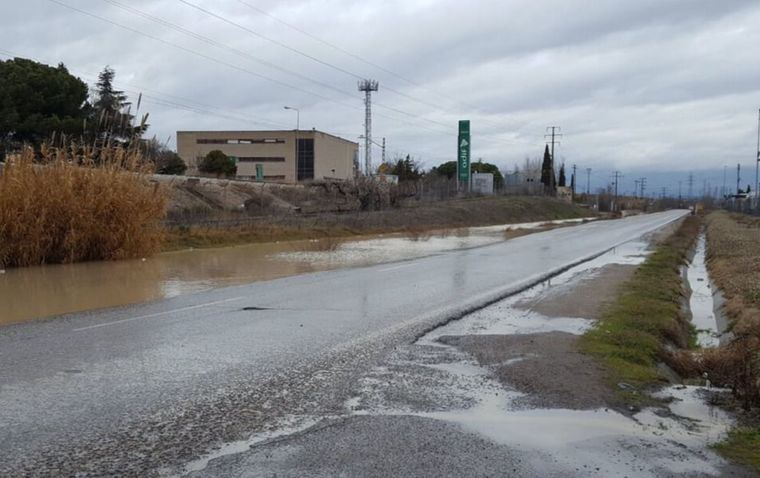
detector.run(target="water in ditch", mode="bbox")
[686,234,722,347]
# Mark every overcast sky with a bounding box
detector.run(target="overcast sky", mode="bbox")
[3,0,760,188]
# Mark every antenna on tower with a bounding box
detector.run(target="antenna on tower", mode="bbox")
[358,79,379,176]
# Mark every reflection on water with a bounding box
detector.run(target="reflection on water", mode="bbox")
[0,218,590,326]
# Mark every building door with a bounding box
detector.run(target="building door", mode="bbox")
[297,138,314,181]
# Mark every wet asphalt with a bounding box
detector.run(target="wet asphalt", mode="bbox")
[0,210,689,476]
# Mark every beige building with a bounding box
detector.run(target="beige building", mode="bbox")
[177,130,358,183]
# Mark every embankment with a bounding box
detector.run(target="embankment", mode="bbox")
[163,195,594,251]
[703,211,760,471]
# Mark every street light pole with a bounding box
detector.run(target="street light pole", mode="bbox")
[284,106,300,181]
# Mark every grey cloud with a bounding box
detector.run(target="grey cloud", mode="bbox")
[1,0,760,175]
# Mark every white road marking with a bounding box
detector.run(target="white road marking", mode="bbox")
[72,297,246,332]
[378,263,415,273]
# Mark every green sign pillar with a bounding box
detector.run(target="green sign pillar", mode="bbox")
[457,120,471,191]
[255,164,264,182]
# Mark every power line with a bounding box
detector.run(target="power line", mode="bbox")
[174,0,532,146]
[233,0,514,130]
[46,0,476,142]
[177,0,454,117]
[173,0,446,127]
[46,0,537,153]
[47,0,344,105]
[99,0,365,101]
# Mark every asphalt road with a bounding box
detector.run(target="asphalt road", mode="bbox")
[0,210,688,476]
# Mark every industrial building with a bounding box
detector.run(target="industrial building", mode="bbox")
[177,130,358,183]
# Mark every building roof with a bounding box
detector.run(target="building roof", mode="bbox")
[176,129,359,146]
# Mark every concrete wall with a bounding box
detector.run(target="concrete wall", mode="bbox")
[177,130,357,183]
[314,131,356,180]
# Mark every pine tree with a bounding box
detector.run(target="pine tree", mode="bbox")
[558,163,566,187]
[540,144,556,193]
[93,67,128,116]
[90,66,148,145]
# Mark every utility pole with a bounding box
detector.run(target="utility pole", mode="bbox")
[723,165,727,198]
[678,180,682,200]
[545,127,562,190]
[639,177,647,199]
[572,163,577,196]
[612,171,622,211]
[687,173,695,199]
[586,168,592,194]
[737,163,742,195]
[634,180,640,198]
[358,79,379,176]
[381,137,386,166]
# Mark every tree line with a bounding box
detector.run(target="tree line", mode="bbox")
[0,57,185,174]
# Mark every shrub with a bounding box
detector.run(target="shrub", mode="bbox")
[0,145,167,267]
[199,150,236,177]
[155,150,187,175]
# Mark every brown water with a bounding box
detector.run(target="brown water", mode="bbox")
[0,240,339,326]
[0,219,590,326]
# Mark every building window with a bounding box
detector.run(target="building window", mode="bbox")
[196,138,285,145]
[297,138,314,181]
[263,175,286,181]
[237,157,285,163]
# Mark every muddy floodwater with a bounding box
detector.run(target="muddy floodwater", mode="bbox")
[0,219,589,326]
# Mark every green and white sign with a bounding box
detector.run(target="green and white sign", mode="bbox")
[458,120,471,183]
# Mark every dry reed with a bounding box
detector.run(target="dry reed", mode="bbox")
[0,144,167,267]
[700,211,760,410]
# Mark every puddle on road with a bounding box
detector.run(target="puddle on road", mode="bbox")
[0,218,589,326]
[421,237,651,345]
[687,234,722,347]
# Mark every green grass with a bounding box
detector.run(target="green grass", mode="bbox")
[580,215,700,390]
[713,427,760,473]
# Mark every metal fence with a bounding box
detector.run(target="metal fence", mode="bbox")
[723,199,760,216]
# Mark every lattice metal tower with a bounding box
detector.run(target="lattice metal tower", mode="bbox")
[358,79,379,175]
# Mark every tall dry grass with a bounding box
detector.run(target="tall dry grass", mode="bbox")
[698,211,760,411]
[0,144,167,267]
